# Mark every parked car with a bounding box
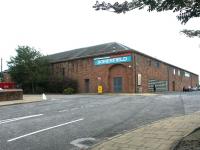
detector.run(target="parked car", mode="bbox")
[198,86,200,91]
[183,86,200,92]
[191,87,198,91]
[183,86,191,92]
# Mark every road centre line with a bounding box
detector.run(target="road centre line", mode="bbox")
[7,118,84,142]
[58,109,69,112]
[0,114,44,125]
[58,107,79,112]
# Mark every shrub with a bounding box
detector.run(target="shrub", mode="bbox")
[18,77,78,94]
[63,87,75,94]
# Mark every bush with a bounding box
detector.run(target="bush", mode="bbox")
[63,87,75,94]
[19,78,78,94]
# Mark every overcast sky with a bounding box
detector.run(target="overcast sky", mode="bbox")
[0,0,199,77]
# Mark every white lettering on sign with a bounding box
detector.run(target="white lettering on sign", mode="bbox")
[94,55,132,65]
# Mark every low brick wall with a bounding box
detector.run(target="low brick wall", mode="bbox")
[0,89,23,101]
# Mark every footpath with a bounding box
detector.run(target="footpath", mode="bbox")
[0,95,43,106]
[91,112,200,150]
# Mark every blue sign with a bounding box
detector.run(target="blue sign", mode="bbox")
[94,55,132,66]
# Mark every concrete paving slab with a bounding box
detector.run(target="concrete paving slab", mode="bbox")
[91,112,200,150]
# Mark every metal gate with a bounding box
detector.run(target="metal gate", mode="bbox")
[148,80,168,92]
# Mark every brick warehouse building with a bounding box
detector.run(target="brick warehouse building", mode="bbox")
[48,42,199,93]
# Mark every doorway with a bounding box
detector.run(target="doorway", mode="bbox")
[172,81,175,91]
[113,77,122,93]
[84,79,90,93]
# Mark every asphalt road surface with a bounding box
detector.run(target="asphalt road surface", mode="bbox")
[0,92,200,150]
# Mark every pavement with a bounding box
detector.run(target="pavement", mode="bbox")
[0,93,157,107]
[0,94,43,106]
[91,112,200,150]
[0,92,200,150]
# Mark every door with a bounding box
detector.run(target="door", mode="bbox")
[148,80,168,92]
[172,81,175,91]
[85,79,90,93]
[113,77,122,93]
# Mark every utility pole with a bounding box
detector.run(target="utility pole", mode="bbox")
[0,58,2,82]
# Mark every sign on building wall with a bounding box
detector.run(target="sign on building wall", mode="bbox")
[93,53,132,66]
[137,74,142,86]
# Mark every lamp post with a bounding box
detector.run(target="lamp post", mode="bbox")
[0,58,2,82]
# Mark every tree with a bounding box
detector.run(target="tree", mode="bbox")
[0,72,3,82]
[93,0,200,38]
[8,46,50,93]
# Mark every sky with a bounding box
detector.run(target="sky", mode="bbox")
[0,0,199,77]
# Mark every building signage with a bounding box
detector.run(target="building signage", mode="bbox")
[94,54,132,66]
[137,74,142,86]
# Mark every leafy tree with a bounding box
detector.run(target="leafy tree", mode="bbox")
[0,72,3,82]
[93,0,200,38]
[8,46,50,93]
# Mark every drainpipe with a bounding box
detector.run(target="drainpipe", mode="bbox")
[167,66,170,91]
[134,53,137,93]
[0,58,2,82]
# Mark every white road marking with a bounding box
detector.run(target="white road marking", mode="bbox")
[7,118,84,142]
[0,114,44,125]
[58,109,69,112]
[71,108,79,111]
[58,107,79,112]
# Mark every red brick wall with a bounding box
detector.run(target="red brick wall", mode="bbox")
[51,52,134,93]
[51,51,199,93]
[134,53,199,92]
[0,89,23,101]
[134,53,169,92]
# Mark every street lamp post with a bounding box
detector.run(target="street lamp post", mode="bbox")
[0,58,2,82]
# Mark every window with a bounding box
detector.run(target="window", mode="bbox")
[79,60,83,68]
[178,70,180,76]
[76,63,78,72]
[155,61,160,68]
[173,69,176,75]
[72,63,74,72]
[185,72,190,77]
[136,55,141,64]
[181,71,184,77]
[147,59,151,66]
[68,62,72,72]
[83,59,88,68]
[62,68,65,77]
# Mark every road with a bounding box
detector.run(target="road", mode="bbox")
[0,92,200,150]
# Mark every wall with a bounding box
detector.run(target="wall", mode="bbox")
[51,51,199,93]
[134,53,168,93]
[0,89,23,101]
[134,52,199,92]
[51,52,135,93]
